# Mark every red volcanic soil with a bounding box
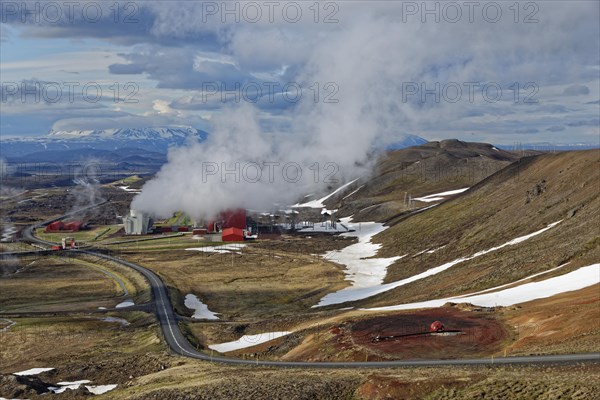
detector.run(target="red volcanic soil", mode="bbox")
[349,308,509,360]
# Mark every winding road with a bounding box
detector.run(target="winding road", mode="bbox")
[9,204,600,368]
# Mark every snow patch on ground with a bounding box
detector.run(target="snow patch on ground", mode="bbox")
[13,367,54,376]
[184,294,220,320]
[315,220,562,307]
[413,248,430,257]
[49,380,92,394]
[117,186,141,193]
[115,299,135,308]
[209,332,292,353]
[293,179,358,208]
[465,262,571,297]
[102,317,130,326]
[57,380,91,385]
[365,264,600,311]
[85,384,118,395]
[413,188,469,203]
[426,246,446,254]
[0,318,16,332]
[186,244,247,253]
[314,219,403,307]
[47,380,117,395]
[343,185,364,200]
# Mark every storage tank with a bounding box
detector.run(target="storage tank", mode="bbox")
[123,209,153,235]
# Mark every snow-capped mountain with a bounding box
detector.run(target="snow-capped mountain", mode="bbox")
[47,126,207,141]
[2,126,209,160]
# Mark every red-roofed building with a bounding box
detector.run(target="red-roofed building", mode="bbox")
[46,221,65,232]
[208,209,247,233]
[63,221,82,232]
[46,220,83,232]
[222,227,244,242]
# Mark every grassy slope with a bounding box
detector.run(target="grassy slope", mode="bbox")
[110,363,600,400]
[124,236,352,321]
[2,149,599,399]
[261,150,598,364]
[0,254,150,312]
[325,140,523,222]
[0,257,118,312]
[357,150,599,308]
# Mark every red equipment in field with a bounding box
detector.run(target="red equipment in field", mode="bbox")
[430,321,445,332]
[372,320,454,343]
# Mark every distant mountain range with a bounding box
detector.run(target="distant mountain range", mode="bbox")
[496,142,599,151]
[47,126,206,141]
[1,128,428,163]
[5,126,594,166]
[1,127,208,161]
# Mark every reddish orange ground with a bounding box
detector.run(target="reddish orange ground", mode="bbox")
[350,308,508,359]
[283,307,509,361]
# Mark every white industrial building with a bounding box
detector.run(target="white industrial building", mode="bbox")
[123,209,153,235]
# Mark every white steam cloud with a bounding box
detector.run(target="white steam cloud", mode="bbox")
[132,2,599,220]
[69,173,104,221]
[132,16,404,219]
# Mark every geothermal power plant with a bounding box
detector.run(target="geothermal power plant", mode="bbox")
[122,205,351,242]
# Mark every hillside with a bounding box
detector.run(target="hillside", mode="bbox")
[324,140,527,221]
[363,149,599,308]
[274,149,598,364]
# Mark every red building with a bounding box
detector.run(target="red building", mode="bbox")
[46,221,65,232]
[63,221,82,231]
[222,227,244,242]
[208,209,247,233]
[46,220,82,233]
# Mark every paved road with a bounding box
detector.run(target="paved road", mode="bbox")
[15,207,600,368]
[20,201,108,247]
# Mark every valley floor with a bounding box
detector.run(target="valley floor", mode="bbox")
[1,148,599,399]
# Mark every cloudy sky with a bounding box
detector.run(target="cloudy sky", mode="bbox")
[1,0,599,145]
